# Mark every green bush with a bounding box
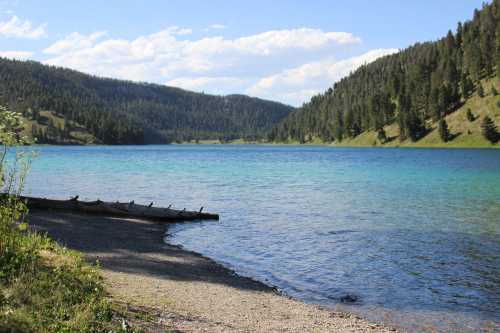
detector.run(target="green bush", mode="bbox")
[0,236,118,332]
[0,105,121,332]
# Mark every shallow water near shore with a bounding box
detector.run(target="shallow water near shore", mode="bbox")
[23,145,499,332]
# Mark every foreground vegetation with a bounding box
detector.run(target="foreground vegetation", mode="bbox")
[0,107,124,332]
[0,227,119,332]
[270,1,500,148]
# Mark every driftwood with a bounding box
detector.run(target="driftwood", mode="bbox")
[20,195,219,222]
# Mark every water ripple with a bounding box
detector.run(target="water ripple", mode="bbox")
[23,145,500,333]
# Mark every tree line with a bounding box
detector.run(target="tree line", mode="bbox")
[269,1,500,144]
[0,59,293,144]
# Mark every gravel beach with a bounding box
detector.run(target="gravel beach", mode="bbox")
[29,210,396,333]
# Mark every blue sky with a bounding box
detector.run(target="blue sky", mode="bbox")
[0,0,486,106]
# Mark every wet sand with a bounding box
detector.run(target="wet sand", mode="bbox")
[29,210,396,332]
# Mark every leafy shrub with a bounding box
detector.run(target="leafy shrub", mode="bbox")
[0,105,121,332]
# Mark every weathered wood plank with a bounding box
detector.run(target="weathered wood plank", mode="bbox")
[19,195,219,222]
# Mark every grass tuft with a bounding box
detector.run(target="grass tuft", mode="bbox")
[0,204,127,332]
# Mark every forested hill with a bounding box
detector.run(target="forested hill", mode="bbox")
[269,1,500,147]
[0,58,294,144]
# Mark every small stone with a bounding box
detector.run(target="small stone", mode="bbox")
[339,294,359,303]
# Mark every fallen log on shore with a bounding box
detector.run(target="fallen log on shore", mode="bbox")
[20,195,219,222]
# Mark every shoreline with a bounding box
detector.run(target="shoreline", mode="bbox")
[142,141,500,149]
[28,140,500,149]
[162,241,282,295]
[29,209,396,332]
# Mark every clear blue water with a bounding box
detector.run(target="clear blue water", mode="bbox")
[22,145,500,332]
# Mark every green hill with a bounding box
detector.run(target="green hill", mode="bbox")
[0,58,294,145]
[21,110,98,145]
[332,78,499,148]
[270,1,500,149]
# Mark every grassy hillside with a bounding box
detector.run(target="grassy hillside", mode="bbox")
[334,78,500,148]
[270,1,500,149]
[21,110,98,145]
[1,57,294,145]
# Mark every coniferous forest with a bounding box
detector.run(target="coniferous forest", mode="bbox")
[0,58,293,144]
[269,1,500,145]
[1,2,499,146]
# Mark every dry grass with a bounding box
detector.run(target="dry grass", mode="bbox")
[333,78,500,148]
[21,110,98,145]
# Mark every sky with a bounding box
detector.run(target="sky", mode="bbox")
[0,0,486,106]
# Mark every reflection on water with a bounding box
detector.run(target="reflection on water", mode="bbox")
[24,145,500,332]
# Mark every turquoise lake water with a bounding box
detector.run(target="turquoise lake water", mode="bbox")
[22,145,500,332]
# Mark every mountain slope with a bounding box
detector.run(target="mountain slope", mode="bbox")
[329,78,499,148]
[0,58,294,144]
[270,1,500,148]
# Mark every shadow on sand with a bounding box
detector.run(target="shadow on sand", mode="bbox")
[28,209,274,293]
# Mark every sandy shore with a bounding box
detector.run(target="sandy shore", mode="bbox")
[29,210,396,332]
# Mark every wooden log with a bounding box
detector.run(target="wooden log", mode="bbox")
[19,195,219,222]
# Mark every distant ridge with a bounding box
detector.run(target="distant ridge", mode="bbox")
[0,58,294,144]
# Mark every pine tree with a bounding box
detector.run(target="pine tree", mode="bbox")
[464,44,482,82]
[377,128,387,143]
[31,124,38,140]
[466,109,475,122]
[481,116,499,143]
[456,22,463,48]
[406,110,426,142]
[438,85,451,116]
[491,86,498,96]
[269,0,500,145]
[478,83,485,97]
[0,58,292,144]
[480,5,495,77]
[438,119,450,142]
[461,74,474,98]
[496,23,500,78]
[429,87,441,121]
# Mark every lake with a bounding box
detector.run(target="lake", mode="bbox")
[23,145,500,332]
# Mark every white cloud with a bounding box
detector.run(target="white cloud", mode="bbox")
[41,27,392,105]
[0,16,46,39]
[0,50,33,59]
[44,27,361,78]
[247,48,398,105]
[0,0,18,14]
[165,25,192,36]
[232,29,360,55]
[44,31,107,55]
[209,24,227,30]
